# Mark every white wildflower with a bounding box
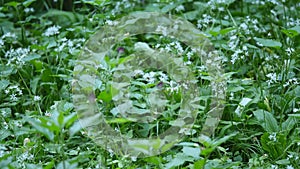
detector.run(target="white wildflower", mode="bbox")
[133,70,144,77]
[2,32,17,39]
[34,96,41,101]
[286,165,294,169]
[175,5,185,12]
[156,25,168,36]
[268,133,277,142]
[43,25,61,37]
[10,93,18,101]
[143,72,156,84]
[167,80,180,93]
[24,8,34,13]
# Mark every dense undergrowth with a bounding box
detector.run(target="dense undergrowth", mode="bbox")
[0,0,300,168]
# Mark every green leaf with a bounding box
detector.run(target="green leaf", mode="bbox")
[5,1,20,8]
[254,37,282,48]
[161,3,180,13]
[275,159,290,165]
[22,54,41,62]
[219,27,236,35]
[282,117,297,133]
[165,153,194,169]
[106,118,132,124]
[30,77,39,94]
[182,146,200,159]
[0,65,16,77]
[253,109,279,132]
[288,114,300,118]
[69,121,82,136]
[211,132,238,148]
[281,29,299,38]
[64,112,77,128]
[25,117,55,141]
[22,0,36,7]
[0,129,12,141]
[281,26,300,38]
[0,80,10,90]
[183,11,199,20]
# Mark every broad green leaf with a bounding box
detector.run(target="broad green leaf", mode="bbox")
[0,65,16,77]
[5,1,20,7]
[22,54,41,62]
[64,112,77,128]
[57,160,78,169]
[25,117,55,141]
[211,132,238,148]
[219,27,235,35]
[281,26,300,38]
[281,29,299,38]
[0,80,9,90]
[282,117,297,133]
[182,146,200,159]
[22,0,36,7]
[275,159,290,165]
[69,121,82,136]
[161,2,180,13]
[165,153,194,169]
[30,77,39,94]
[106,118,132,124]
[0,129,12,141]
[253,109,279,132]
[254,37,282,48]
[288,114,300,118]
[183,10,199,20]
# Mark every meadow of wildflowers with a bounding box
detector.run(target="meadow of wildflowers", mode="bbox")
[0,0,299,168]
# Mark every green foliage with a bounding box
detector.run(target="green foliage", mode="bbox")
[0,0,299,168]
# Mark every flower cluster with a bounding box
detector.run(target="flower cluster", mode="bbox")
[43,25,61,37]
[4,47,30,66]
[4,85,23,102]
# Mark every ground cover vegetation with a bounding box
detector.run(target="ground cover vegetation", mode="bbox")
[0,0,300,168]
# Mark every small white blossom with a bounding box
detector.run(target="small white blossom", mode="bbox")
[167,80,180,93]
[24,8,34,13]
[143,72,156,84]
[43,25,61,37]
[2,32,17,39]
[286,48,295,56]
[45,111,51,117]
[268,133,277,142]
[133,70,144,77]
[266,73,277,85]
[10,93,18,101]
[34,96,41,101]
[156,25,168,36]
[175,5,185,12]
[158,72,168,82]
